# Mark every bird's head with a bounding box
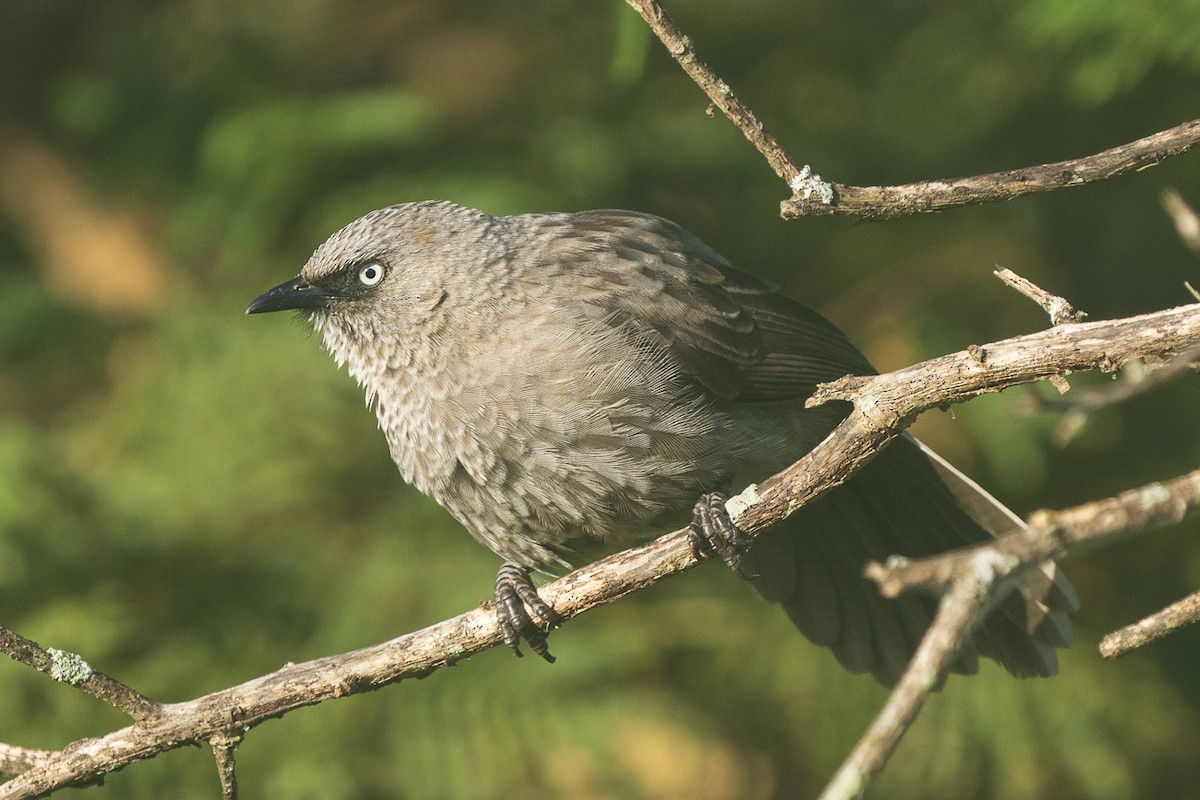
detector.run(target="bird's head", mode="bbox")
[247,201,505,374]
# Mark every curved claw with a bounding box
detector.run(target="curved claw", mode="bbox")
[494,562,561,663]
[687,491,758,580]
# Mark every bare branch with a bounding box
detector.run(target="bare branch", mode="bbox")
[784,120,1200,219]
[0,528,705,800]
[868,469,1200,598]
[0,628,161,723]
[211,734,240,800]
[1005,294,1200,440]
[819,571,992,800]
[1045,345,1200,414]
[621,0,819,197]
[1100,589,1200,659]
[994,267,1087,325]
[4,302,1200,798]
[767,303,1200,539]
[832,468,1200,799]
[807,304,1199,412]
[0,746,54,778]
[624,3,1200,220]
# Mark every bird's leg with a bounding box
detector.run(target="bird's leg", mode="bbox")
[688,491,757,579]
[494,562,560,663]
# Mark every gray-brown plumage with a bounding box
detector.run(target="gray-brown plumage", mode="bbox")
[248,200,1076,685]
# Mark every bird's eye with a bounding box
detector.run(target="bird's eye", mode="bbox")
[357,263,385,287]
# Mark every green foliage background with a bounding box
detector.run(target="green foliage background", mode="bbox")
[2,1,1199,797]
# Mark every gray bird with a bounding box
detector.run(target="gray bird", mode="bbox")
[248,201,1076,685]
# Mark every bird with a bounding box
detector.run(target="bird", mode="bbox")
[247,200,1076,685]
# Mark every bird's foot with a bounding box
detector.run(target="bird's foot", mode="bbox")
[494,562,560,662]
[688,491,757,580]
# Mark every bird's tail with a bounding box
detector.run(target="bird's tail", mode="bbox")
[744,434,1077,686]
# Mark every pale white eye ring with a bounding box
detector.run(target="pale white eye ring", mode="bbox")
[358,263,385,287]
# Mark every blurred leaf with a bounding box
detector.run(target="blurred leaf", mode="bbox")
[174,89,436,265]
[1012,0,1200,104]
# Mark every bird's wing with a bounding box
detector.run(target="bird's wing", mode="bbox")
[526,209,876,404]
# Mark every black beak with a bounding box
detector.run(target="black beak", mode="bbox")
[246,277,337,314]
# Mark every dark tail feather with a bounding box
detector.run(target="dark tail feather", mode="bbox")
[744,434,1076,687]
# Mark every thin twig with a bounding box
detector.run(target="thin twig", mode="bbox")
[867,468,1200,598]
[1100,589,1200,659]
[0,628,161,722]
[819,568,993,800]
[626,4,1200,219]
[994,267,1087,325]
[211,734,240,800]
[1012,335,1200,445]
[784,120,1200,219]
[837,467,1200,799]
[621,0,826,199]
[1043,345,1200,415]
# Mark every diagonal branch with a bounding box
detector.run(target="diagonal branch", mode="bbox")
[867,469,1200,600]
[994,266,1087,325]
[735,302,1200,535]
[826,467,1200,800]
[0,628,161,723]
[626,0,1200,219]
[1039,343,1200,416]
[4,300,1200,798]
[211,733,240,800]
[622,0,814,195]
[820,569,993,800]
[1100,588,1200,659]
